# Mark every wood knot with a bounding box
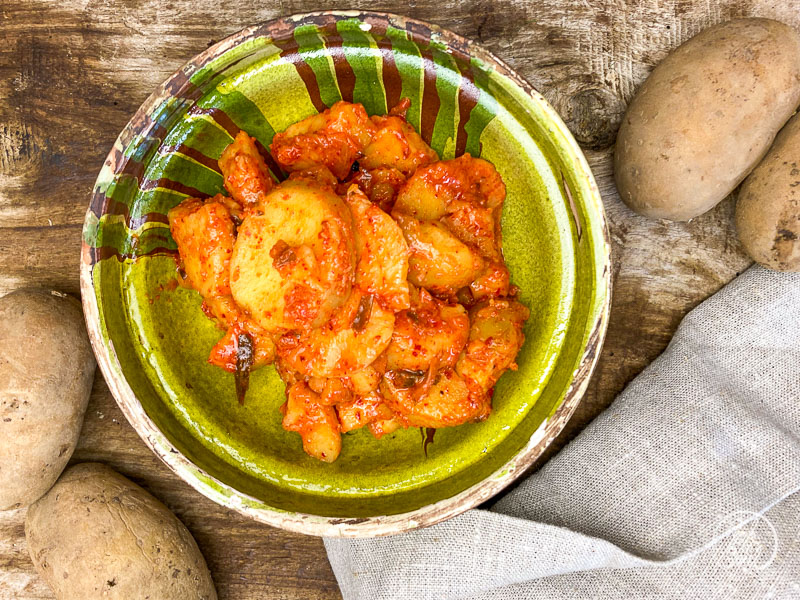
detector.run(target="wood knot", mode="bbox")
[563,87,625,151]
[0,118,45,178]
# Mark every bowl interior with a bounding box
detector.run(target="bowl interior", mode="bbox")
[83,13,607,520]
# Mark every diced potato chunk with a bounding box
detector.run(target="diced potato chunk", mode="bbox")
[443,201,501,261]
[393,170,449,220]
[381,367,487,428]
[337,392,394,433]
[271,101,376,179]
[343,362,385,395]
[361,114,438,175]
[345,185,410,311]
[393,213,485,296]
[368,417,402,439]
[469,261,512,301]
[168,195,236,299]
[456,299,529,391]
[385,289,469,371]
[393,154,505,220]
[276,290,395,378]
[282,382,341,463]
[219,131,274,206]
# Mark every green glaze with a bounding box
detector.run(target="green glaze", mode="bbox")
[82,12,609,522]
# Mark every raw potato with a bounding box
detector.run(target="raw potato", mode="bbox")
[25,463,218,600]
[615,18,800,221]
[0,289,95,511]
[736,113,800,271]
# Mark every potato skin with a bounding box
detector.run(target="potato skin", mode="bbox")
[736,113,800,271]
[0,290,95,511]
[615,18,800,221]
[25,463,218,600]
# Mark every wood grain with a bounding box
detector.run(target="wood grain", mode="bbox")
[1,0,797,597]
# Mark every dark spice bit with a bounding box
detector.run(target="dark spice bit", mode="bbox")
[351,294,374,332]
[388,368,427,389]
[351,160,361,173]
[235,332,254,405]
[411,358,439,403]
[270,239,297,271]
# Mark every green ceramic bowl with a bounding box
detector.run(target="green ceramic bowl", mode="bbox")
[80,11,610,537]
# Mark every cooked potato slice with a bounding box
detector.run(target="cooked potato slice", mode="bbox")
[368,417,403,439]
[230,180,355,333]
[282,382,341,463]
[168,195,236,299]
[392,170,449,220]
[381,367,487,428]
[361,114,438,175]
[385,288,469,372]
[393,154,506,220]
[271,101,376,179]
[456,299,529,392]
[443,201,501,261]
[345,185,410,311]
[343,361,385,395]
[394,213,485,296]
[337,392,394,433]
[469,261,512,301]
[276,290,394,378]
[219,130,273,207]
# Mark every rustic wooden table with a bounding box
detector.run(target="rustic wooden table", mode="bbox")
[2,0,795,597]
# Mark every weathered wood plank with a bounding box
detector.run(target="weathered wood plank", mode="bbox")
[2,0,798,598]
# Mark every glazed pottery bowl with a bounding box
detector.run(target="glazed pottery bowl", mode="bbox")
[81,11,610,537]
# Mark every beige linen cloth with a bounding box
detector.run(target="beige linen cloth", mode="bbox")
[325,266,800,599]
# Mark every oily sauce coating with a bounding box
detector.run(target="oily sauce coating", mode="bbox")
[361,113,439,176]
[276,289,395,379]
[282,382,341,463]
[344,185,410,311]
[271,101,375,179]
[168,196,276,377]
[168,196,236,299]
[219,131,274,208]
[385,287,469,373]
[168,100,528,462]
[229,180,356,333]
